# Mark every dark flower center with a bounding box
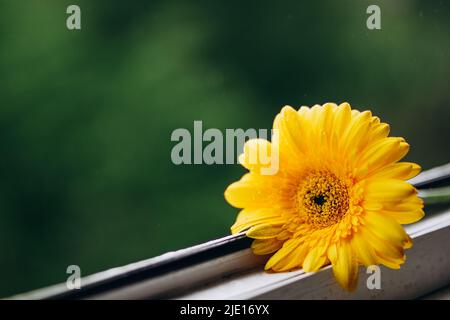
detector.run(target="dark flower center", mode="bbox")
[297,171,350,228]
[313,195,326,206]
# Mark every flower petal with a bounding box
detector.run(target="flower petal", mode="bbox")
[273,106,307,163]
[360,225,405,263]
[341,110,372,155]
[251,239,284,255]
[351,231,378,267]
[303,246,328,272]
[328,241,359,291]
[374,252,405,269]
[265,238,302,270]
[246,222,285,239]
[358,137,409,173]
[276,243,310,271]
[382,207,424,225]
[329,241,359,291]
[369,162,421,180]
[224,173,289,208]
[238,139,274,172]
[364,211,410,245]
[231,208,283,234]
[365,122,390,149]
[333,103,352,137]
[365,179,417,204]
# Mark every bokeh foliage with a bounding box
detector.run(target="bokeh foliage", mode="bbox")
[0,0,449,296]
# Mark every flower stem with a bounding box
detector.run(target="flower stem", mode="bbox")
[419,186,450,205]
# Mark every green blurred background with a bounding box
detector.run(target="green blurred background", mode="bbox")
[0,0,449,297]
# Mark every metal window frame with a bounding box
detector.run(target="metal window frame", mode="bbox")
[10,163,450,300]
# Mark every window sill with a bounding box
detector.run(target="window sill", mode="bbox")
[10,164,450,300]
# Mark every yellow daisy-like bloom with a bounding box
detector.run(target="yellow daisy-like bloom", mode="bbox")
[224,102,424,291]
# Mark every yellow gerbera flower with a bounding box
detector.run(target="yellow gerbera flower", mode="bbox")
[224,102,424,291]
